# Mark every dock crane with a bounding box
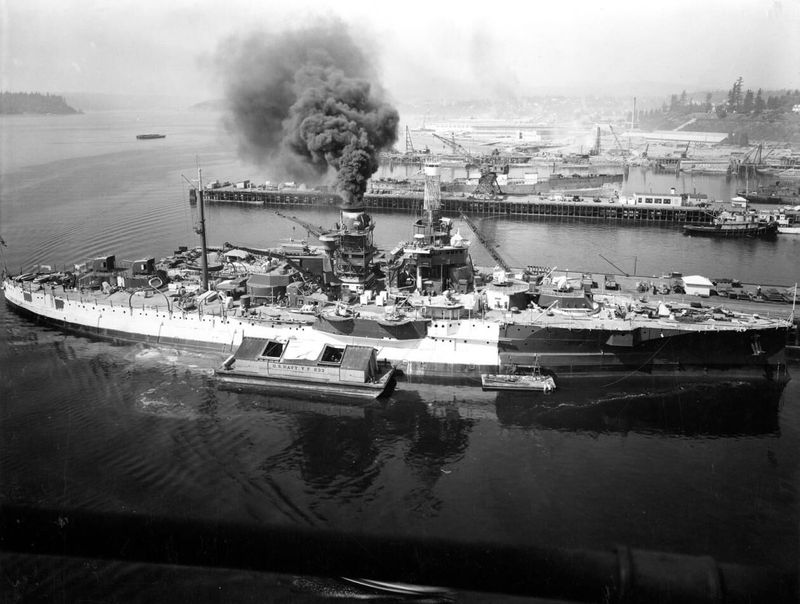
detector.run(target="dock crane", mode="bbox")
[404,126,415,154]
[432,132,474,160]
[430,132,509,198]
[608,124,626,155]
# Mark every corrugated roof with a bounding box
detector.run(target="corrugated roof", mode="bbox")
[644,131,728,143]
[340,346,374,370]
[234,337,271,360]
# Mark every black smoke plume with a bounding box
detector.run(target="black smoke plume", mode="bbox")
[216,21,399,205]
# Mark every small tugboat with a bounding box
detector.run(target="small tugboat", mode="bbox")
[215,337,396,399]
[776,212,800,235]
[481,362,556,393]
[683,209,778,238]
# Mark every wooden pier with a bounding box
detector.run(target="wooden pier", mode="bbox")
[193,187,716,225]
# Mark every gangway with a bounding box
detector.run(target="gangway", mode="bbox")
[458,211,511,272]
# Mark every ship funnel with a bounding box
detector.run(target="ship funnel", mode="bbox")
[340,208,371,232]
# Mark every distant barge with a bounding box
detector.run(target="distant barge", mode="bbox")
[136,134,166,140]
[194,187,716,225]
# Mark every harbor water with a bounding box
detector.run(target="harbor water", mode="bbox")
[1,110,798,600]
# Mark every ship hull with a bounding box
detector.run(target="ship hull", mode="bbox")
[498,323,788,382]
[2,281,500,381]
[214,370,396,400]
[740,194,783,205]
[683,224,778,238]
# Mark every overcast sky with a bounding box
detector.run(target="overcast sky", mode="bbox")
[2,0,799,102]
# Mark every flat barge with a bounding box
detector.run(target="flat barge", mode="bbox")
[215,338,396,399]
[194,187,715,225]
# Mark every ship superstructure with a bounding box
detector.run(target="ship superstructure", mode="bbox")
[388,163,474,295]
[316,207,378,295]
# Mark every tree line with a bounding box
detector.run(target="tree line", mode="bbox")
[722,77,800,116]
[639,80,800,121]
[0,92,80,114]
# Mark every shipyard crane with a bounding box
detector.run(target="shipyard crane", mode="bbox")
[432,132,474,160]
[430,132,509,198]
[608,124,626,155]
[404,126,415,154]
[273,210,324,239]
[741,143,776,168]
[458,211,511,272]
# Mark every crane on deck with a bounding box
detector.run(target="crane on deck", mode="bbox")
[219,242,323,293]
[273,210,325,239]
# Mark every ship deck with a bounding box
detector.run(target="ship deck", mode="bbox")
[19,278,791,334]
[540,268,795,322]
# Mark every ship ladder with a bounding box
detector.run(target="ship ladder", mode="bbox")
[750,334,764,356]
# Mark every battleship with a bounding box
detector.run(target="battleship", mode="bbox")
[1,164,792,386]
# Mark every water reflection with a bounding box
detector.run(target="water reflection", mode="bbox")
[370,398,475,516]
[494,380,783,436]
[232,391,476,513]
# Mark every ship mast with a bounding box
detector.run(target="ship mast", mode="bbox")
[197,168,209,291]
